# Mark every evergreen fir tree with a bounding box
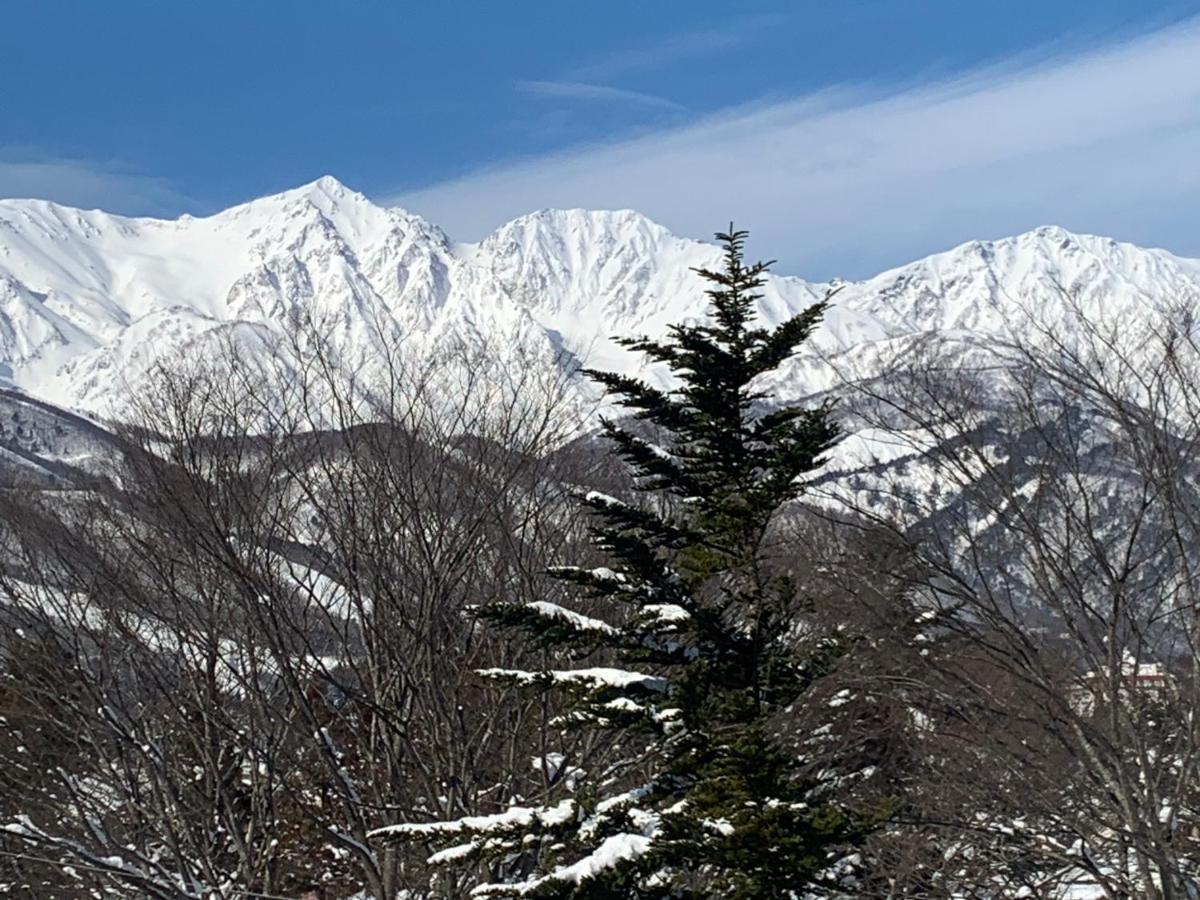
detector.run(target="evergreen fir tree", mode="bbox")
[371,228,878,897]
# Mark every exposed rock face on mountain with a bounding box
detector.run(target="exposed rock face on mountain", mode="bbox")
[3,176,1197,425]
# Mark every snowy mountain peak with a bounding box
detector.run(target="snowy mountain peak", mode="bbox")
[0,180,1197,418]
[836,224,1200,339]
[250,173,357,207]
[493,207,672,236]
[308,173,352,196]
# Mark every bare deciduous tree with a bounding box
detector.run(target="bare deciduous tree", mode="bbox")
[0,325,613,899]
[831,292,1200,897]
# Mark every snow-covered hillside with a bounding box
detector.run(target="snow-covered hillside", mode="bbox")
[1,175,1198,418]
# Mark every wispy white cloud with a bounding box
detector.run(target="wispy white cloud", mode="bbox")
[518,80,684,112]
[0,151,192,216]
[566,13,791,82]
[393,18,1200,279]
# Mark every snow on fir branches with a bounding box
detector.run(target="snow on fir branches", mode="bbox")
[371,228,882,898]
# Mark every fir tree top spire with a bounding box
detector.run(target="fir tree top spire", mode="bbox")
[587,225,837,564]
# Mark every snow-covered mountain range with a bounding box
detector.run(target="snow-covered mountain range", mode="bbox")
[1,175,1198,423]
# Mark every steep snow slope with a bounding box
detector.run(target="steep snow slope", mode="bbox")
[1,176,1197,419]
[843,225,1200,338]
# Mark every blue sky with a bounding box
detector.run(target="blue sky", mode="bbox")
[3,1,1200,277]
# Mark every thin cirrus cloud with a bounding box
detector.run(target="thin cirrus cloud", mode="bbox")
[394,17,1200,280]
[564,13,790,82]
[518,80,685,112]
